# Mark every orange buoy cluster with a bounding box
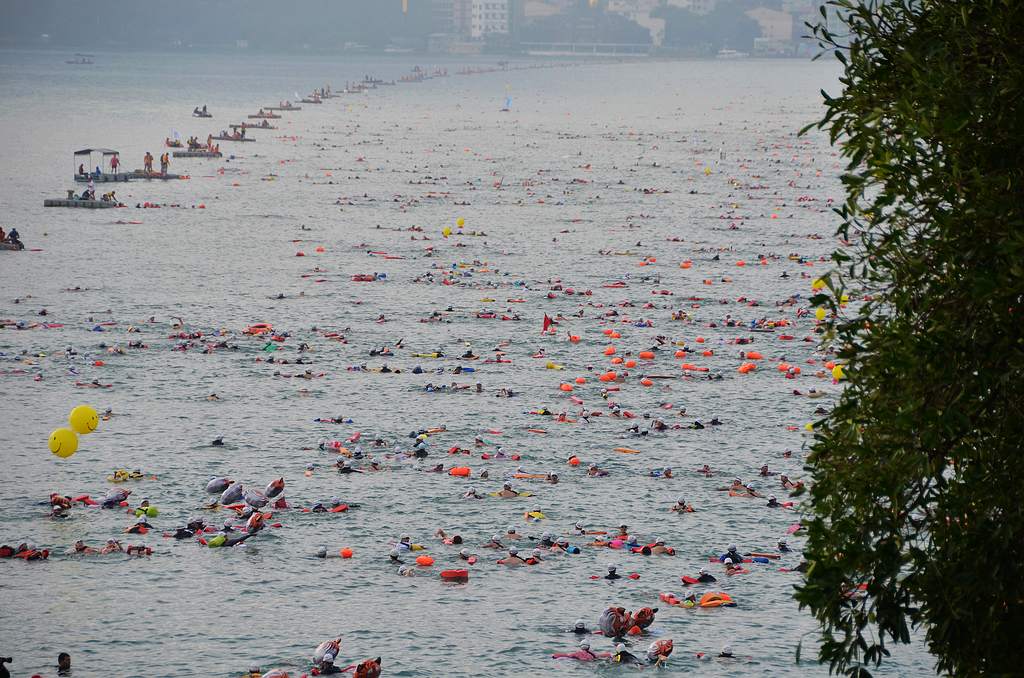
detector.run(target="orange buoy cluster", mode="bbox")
[738,362,757,374]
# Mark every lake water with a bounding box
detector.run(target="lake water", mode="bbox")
[0,49,932,677]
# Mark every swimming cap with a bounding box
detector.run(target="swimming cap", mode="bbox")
[316,546,327,558]
[506,525,515,533]
[721,645,733,656]
[532,549,542,558]
[541,532,551,540]
[509,548,518,555]
[574,619,586,629]
[778,538,787,545]
[607,563,617,571]
[306,463,314,470]
[655,537,665,545]
[575,521,584,528]
[663,467,671,472]
[459,548,469,557]
[329,496,341,506]
[728,544,738,551]
[491,534,501,542]
[557,537,568,545]
[398,565,409,575]
[389,549,400,557]
[698,567,707,574]
[400,533,410,541]
[724,558,734,565]
[769,495,777,501]
[616,643,626,652]
[677,497,686,504]
[580,640,591,650]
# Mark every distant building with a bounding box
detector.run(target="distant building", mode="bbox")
[665,0,717,15]
[607,0,664,46]
[746,7,794,42]
[472,0,511,37]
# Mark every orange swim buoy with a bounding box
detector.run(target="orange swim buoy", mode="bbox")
[674,350,686,358]
[702,350,713,357]
[611,357,623,365]
[638,351,655,360]
[738,362,757,374]
[640,378,653,387]
[604,346,616,356]
[449,467,471,477]
[560,383,574,392]
[745,351,764,360]
[441,569,469,582]
[575,377,586,384]
[569,335,581,343]
[695,337,705,343]
[680,260,692,269]
[416,555,434,566]
[340,547,353,558]
[625,359,637,368]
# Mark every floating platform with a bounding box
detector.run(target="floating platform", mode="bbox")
[193,112,213,118]
[300,98,322,104]
[45,199,117,208]
[212,136,255,142]
[74,173,128,183]
[248,113,281,119]
[231,123,277,130]
[266,106,301,111]
[173,151,222,158]
[126,170,186,180]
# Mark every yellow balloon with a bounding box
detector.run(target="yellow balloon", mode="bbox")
[840,294,849,303]
[812,278,825,290]
[804,423,814,431]
[832,365,845,380]
[69,405,99,434]
[442,226,452,238]
[49,427,79,458]
[456,217,465,228]
[815,308,826,321]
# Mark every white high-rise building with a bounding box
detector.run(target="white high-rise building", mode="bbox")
[471,0,510,38]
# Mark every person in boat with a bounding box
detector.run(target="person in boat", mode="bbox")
[202,104,207,114]
[144,151,153,172]
[194,107,200,115]
[77,163,85,176]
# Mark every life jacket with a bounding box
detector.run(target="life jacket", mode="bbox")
[633,606,657,630]
[354,658,382,678]
[598,607,633,637]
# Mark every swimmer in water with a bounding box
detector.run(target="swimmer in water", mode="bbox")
[463,487,482,499]
[388,548,404,564]
[498,547,528,565]
[571,619,590,634]
[670,497,695,513]
[505,525,523,540]
[496,483,518,498]
[613,643,642,665]
[604,563,622,580]
[696,567,717,583]
[481,534,503,549]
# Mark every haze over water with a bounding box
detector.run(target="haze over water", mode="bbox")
[0,50,932,677]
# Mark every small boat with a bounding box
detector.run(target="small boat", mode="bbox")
[165,139,183,148]
[126,170,186,180]
[231,123,276,130]
[65,57,94,65]
[173,150,222,158]
[266,105,301,111]
[248,112,281,119]
[212,135,255,142]
[74,173,128,183]
[44,198,118,208]
[193,110,213,118]
[0,242,25,251]
[300,98,322,104]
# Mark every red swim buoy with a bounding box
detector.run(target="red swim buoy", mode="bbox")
[441,569,469,582]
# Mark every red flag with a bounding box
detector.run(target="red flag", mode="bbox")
[542,314,554,334]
